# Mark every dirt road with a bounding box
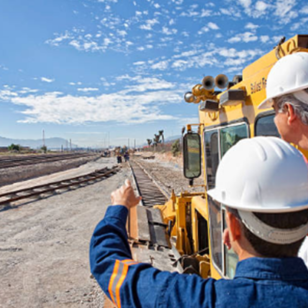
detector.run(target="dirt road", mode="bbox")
[0,157,129,307]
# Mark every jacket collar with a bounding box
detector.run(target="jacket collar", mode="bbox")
[234,257,308,281]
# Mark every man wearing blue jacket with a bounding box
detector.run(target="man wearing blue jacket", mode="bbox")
[90,137,308,308]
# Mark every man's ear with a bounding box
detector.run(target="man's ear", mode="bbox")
[285,103,297,124]
[226,212,242,242]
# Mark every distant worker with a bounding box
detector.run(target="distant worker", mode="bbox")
[90,137,308,308]
[116,154,122,164]
[258,52,308,266]
[124,151,129,162]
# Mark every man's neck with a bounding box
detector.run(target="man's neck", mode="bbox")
[238,250,260,261]
[294,124,308,150]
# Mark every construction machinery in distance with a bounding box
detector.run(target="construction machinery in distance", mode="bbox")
[127,34,308,283]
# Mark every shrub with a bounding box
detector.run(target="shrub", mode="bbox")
[171,139,180,157]
[8,144,21,152]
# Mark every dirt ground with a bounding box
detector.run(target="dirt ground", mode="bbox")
[0,153,205,307]
[135,151,204,194]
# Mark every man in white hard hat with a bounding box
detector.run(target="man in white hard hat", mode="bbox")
[258,52,308,265]
[90,137,308,308]
[258,52,308,153]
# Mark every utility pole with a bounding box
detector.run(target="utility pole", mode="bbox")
[70,139,72,152]
[42,130,45,147]
[128,139,130,149]
[134,139,136,149]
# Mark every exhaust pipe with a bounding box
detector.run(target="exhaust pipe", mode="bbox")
[202,76,215,90]
[215,74,229,89]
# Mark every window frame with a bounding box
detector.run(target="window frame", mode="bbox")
[204,119,250,278]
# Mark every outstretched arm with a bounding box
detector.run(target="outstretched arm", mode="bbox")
[89,180,215,308]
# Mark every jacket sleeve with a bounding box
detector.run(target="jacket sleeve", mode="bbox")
[89,205,216,308]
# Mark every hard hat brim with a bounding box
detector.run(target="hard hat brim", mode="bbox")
[207,188,308,213]
[258,83,308,110]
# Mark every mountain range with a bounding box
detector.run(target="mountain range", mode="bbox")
[0,136,77,150]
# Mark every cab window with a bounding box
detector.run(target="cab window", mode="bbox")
[205,122,248,277]
[255,113,280,137]
[204,130,219,189]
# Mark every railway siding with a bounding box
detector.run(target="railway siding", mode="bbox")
[0,166,120,211]
[0,153,100,187]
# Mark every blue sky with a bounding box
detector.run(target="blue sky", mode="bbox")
[0,0,308,147]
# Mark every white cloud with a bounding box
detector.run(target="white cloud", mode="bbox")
[133,61,146,66]
[46,31,72,46]
[162,27,177,35]
[208,22,219,30]
[302,5,308,14]
[100,77,116,88]
[1,77,181,125]
[0,89,18,100]
[260,35,270,43]
[19,87,39,94]
[220,7,241,18]
[172,60,189,70]
[41,77,54,83]
[228,37,241,43]
[200,9,212,17]
[198,26,209,35]
[139,18,159,31]
[255,1,268,12]
[173,50,199,59]
[0,64,8,71]
[77,88,99,92]
[236,0,270,17]
[169,19,175,25]
[97,0,118,2]
[245,22,259,30]
[239,0,252,9]
[228,32,258,43]
[172,0,183,4]
[274,0,298,24]
[275,0,296,16]
[117,30,127,36]
[151,60,169,70]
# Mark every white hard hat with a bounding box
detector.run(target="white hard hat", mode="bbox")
[208,137,308,244]
[207,137,308,213]
[258,52,308,109]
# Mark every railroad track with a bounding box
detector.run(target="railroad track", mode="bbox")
[124,160,182,279]
[129,160,169,207]
[128,160,172,248]
[0,153,99,169]
[0,166,120,209]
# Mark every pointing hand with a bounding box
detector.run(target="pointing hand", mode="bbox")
[111,179,142,209]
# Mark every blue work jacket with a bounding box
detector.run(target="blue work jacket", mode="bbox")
[89,205,308,308]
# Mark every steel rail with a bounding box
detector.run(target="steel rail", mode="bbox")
[0,153,99,169]
[126,160,180,278]
[129,161,168,207]
[0,166,120,207]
